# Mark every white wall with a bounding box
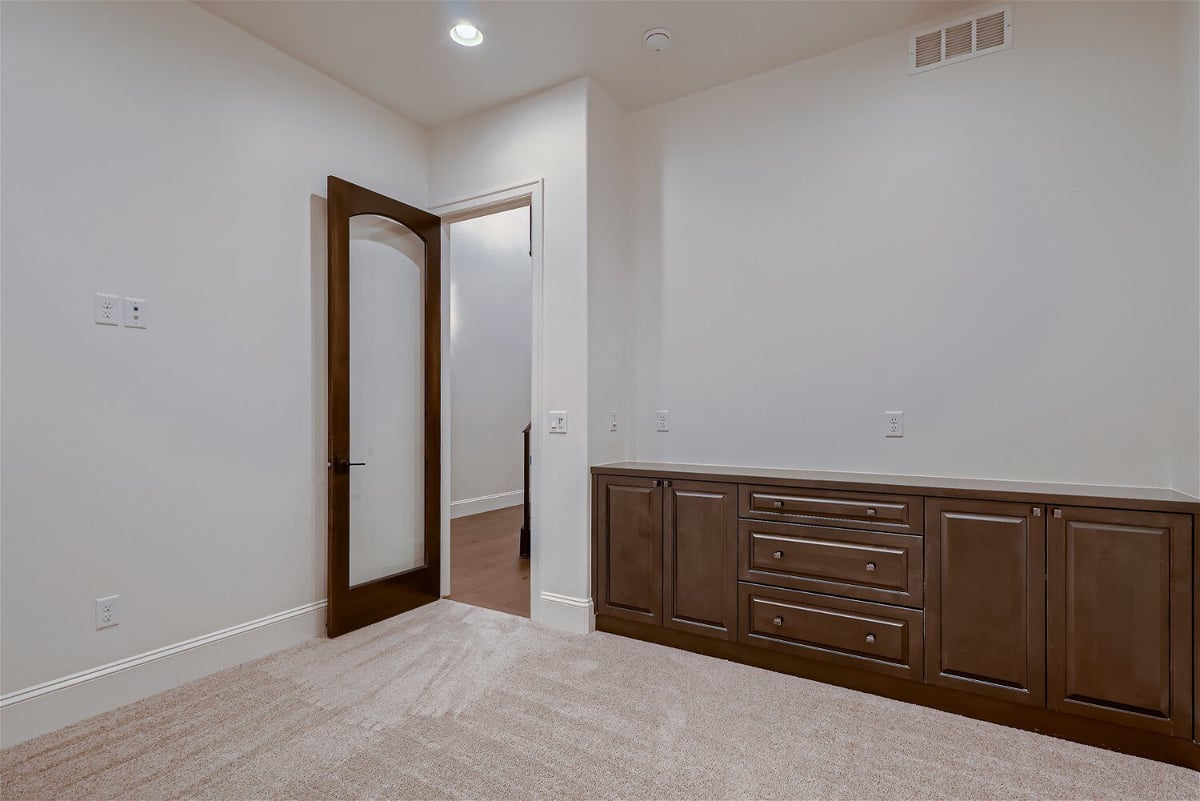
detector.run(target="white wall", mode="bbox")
[1176,0,1200,496]
[629,1,1200,493]
[430,79,593,628]
[587,83,636,471]
[449,207,532,514]
[0,0,427,719]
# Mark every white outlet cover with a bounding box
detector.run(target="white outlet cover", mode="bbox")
[885,411,904,438]
[95,594,120,629]
[94,293,120,326]
[548,410,568,434]
[656,410,670,432]
[124,297,147,329]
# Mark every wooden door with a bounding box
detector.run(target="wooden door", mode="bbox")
[663,480,737,640]
[925,498,1045,705]
[1047,506,1192,736]
[327,176,441,637]
[595,475,663,624]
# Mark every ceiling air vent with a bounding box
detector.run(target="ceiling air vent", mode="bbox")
[909,5,1012,74]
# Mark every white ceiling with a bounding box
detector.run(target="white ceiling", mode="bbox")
[198,0,970,128]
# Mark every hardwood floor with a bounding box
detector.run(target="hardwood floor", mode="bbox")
[450,505,530,618]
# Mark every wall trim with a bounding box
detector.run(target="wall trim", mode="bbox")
[450,489,524,519]
[0,600,326,748]
[537,591,594,634]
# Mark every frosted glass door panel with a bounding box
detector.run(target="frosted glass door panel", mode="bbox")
[348,214,425,587]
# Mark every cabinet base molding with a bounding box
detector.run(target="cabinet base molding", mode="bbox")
[596,614,1200,771]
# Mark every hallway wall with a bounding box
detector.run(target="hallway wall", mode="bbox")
[449,207,533,517]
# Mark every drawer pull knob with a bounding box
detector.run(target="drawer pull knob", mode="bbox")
[772,550,784,559]
[865,562,877,572]
[866,508,877,516]
[865,633,876,645]
[1032,507,1042,517]
[773,616,784,626]
[774,500,785,509]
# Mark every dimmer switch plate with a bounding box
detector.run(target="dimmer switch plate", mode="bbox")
[548,411,568,434]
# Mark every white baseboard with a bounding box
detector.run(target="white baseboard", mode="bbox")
[536,591,594,634]
[0,600,326,749]
[450,490,524,519]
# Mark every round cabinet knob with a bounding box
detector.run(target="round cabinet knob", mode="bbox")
[772,550,784,560]
[865,562,877,572]
[773,616,784,626]
[774,500,785,509]
[865,633,876,645]
[866,508,877,516]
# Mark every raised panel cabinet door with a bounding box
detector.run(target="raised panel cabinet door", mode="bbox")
[664,480,737,640]
[925,499,1046,705]
[1048,506,1192,737]
[595,476,663,624]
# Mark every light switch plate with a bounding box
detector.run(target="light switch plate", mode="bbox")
[548,411,568,434]
[609,411,618,432]
[124,297,147,329]
[885,411,904,437]
[94,293,120,325]
[656,410,670,432]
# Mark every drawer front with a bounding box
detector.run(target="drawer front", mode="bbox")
[740,485,923,534]
[739,520,923,607]
[738,583,923,680]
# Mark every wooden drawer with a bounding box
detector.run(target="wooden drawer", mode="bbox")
[739,485,923,534]
[739,520,923,607]
[738,583,924,680]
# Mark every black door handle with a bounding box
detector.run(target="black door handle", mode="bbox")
[331,457,366,473]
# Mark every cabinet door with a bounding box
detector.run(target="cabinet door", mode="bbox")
[664,480,736,640]
[925,499,1045,705]
[1048,506,1192,737]
[595,476,663,624]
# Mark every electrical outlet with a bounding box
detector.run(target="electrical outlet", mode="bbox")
[94,293,120,326]
[885,411,904,438]
[656,410,670,432]
[609,411,618,432]
[95,595,120,629]
[548,411,568,434]
[123,297,147,329]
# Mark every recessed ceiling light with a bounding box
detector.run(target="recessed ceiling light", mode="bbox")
[450,23,483,47]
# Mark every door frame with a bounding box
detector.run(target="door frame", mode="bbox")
[429,180,545,615]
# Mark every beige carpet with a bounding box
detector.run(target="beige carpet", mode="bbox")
[2,601,1196,800]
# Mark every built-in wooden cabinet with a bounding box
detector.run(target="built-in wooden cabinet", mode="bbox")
[595,476,662,624]
[593,475,736,637]
[1047,506,1192,737]
[663,480,737,640]
[593,463,1200,769]
[924,499,1045,706]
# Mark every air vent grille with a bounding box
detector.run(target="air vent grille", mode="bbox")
[914,30,943,69]
[944,21,973,59]
[909,5,1012,74]
[975,11,1007,51]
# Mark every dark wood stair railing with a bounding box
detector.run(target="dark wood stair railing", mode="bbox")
[520,422,531,559]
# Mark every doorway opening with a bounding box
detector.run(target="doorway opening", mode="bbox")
[443,201,534,618]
